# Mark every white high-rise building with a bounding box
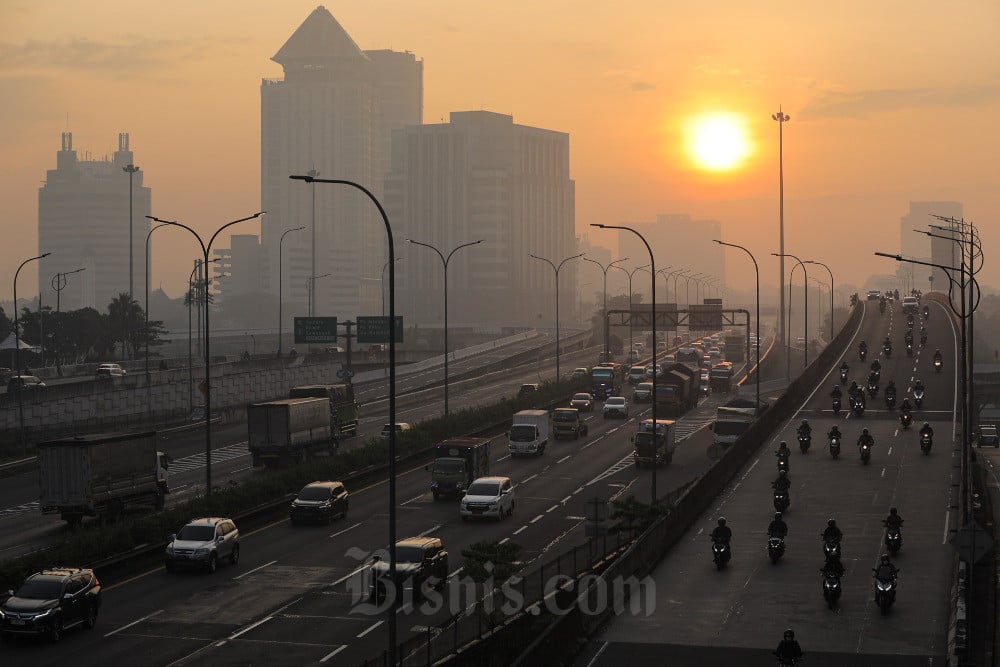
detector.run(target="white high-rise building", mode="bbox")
[38,132,150,313]
[260,6,422,329]
[385,111,577,329]
[899,201,963,293]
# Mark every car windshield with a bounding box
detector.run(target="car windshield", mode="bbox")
[15,579,63,599]
[572,393,591,401]
[297,486,332,501]
[606,398,625,406]
[509,424,536,441]
[637,383,652,391]
[553,410,577,422]
[395,546,426,563]
[466,481,500,496]
[176,525,216,542]
[434,459,465,473]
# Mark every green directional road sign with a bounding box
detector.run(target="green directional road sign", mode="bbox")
[294,317,338,344]
[356,316,403,344]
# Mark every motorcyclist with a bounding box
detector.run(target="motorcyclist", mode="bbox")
[920,326,928,343]
[858,428,875,450]
[774,629,804,665]
[797,419,812,438]
[821,554,846,577]
[873,553,899,580]
[920,422,934,438]
[914,379,925,395]
[934,349,943,364]
[773,469,791,495]
[885,380,897,398]
[711,517,732,544]
[883,335,892,351]
[899,397,912,414]
[831,384,843,400]
[849,380,861,397]
[828,425,842,441]
[871,359,882,374]
[822,518,843,544]
[883,507,904,531]
[867,370,880,388]
[840,361,849,376]
[768,512,788,539]
[923,305,930,318]
[776,440,791,461]
[859,341,868,356]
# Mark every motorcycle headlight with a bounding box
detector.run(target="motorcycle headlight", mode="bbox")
[877,580,892,591]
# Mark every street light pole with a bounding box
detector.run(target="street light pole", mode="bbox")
[592,223,658,504]
[307,274,332,317]
[408,239,484,416]
[381,258,402,317]
[529,253,583,381]
[278,226,305,356]
[772,108,790,347]
[290,174,400,663]
[773,253,808,373]
[145,222,170,386]
[14,252,50,452]
[805,260,834,342]
[619,264,650,353]
[715,241,759,413]
[51,268,84,314]
[306,169,320,319]
[124,163,140,360]
[148,212,264,496]
[584,257,628,361]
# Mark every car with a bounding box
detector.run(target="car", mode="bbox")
[289,481,349,524]
[370,537,448,601]
[460,476,514,521]
[708,347,721,359]
[979,425,1000,448]
[380,423,412,439]
[700,371,710,395]
[867,290,881,300]
[518,383,540,397]
[6,375,45,393]
[627,350,641,363]
[633,342,645,353]
[570,392,594,412]
[796,337,806,346]
[901,296,919,313]
[656,341,668,351]
[603,396,629,418]
[95,363,126,378]
[633,381,654,403]
[0,567,101,642]
[165,517,240,573]
[702,355,713,368]
[571,367,589,379]
[627,366,647,385]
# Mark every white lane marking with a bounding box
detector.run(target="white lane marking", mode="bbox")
[498,537,509,545]
[557,455,571,464]
[894,429,899,437]
[330,522,362,539]
[418,524,441,537]
[547,504,559,513]
[448,568,463,579]
[561,495,572,504]
[513,526,527,535]
[888,447,892,456]
[229,615,272,639]
[498,454,511,462]
[585,641,610,667]
[881,468,886,478]
[401,494,424,506]
[357,619,384,638]
[530,514,544,524]
[104,609,164,637]
[332,564,368,587]
[320,646,348,662]
[233,560,277,580]
[582,435,605,450]
[522,474,538,484]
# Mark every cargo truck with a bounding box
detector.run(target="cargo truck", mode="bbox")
[655,363,699,416]
[709,362,734,393]
[709,397,759,449]
[288,384,359,439]
[508,410,550,456]
[631,419,677,467]
[552,407,589,440]
[724,334,745,362]
[590,365,620,399]
[248,397,337,467]
[429,438,490,500]
[37,431,169,528]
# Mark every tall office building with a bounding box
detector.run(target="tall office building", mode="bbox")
[899,201,963,293]
[616,214,724,306]
[260,6,422,328]
[212,234,263,306]
[385,111,577,329]
[38,132,150,312]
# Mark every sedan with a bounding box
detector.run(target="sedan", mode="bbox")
[570,392,594,412]
[603,396,629,419]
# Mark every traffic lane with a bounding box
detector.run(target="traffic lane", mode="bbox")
[595,353,957,660]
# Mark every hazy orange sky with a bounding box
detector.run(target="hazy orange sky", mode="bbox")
[2,1,998,301]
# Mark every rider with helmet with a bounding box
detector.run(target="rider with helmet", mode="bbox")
[831,384,843,400]
[874,554,899,581]
[773,469,791,496]
[823,519,843,544]
[934,349,943,364]
[914,378,926,394]
[828,424,842,441]
[920,422,934,438]
[774,629,804,665]
[858,428,875,449]
[884,507,904,531]
[711,517,732,545]
[768,512,788,539]
[899,397,913,414]
[821,553,846,577]
[797,419,811,438]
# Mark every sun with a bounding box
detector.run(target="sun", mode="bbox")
[684,112,752,172]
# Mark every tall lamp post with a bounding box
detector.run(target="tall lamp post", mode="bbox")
[804,260,834,342]
[144,222,170,385]
[186,259,221,413]
[148,212,264,496]
[381,258,402,317]
[772,108,790,346]
[14,252,50,452]
[773,253,807,373]
[529,253,583,380]
[306,168,320,319]
[51,268,85,313]
[408,239,483,416]
[583,257,628,361]
[615,263,649,353]
[278,226,305,355]
[290,173,400,663]
[715,240,759,413]
[670,269,689,311]
[124,163,140,359]
[307,274,331,317]
[592,223,659,504]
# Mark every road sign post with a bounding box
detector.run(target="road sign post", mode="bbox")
[357,316,403,344]
[294,317,338,344]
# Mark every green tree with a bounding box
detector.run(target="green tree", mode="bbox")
[461,540,523,583]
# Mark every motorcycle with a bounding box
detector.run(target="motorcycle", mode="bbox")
[860,347,868,362]
[774,489,790,512]
[823,538,842,560]
[883,344,893,359]
[934,358,943,374]
[867,380,879,398]
[840,367,849,384]
[829,436,841,459]
[923,307,930,320]
[823,572,843,609]
[832,396,842,415]
[879,301,886,315]
[798,433,811,454]
[712,540,731,570]
[914,389,925,408]
[906,314,915,329]
[884,526,902,554]
[850,395,866,417]
[900,411,913,430]
[906,342,914,357]
[875,573,898,615]
[768,535,785,564]
[885,391,896,410]
[777,454,790,474]
[920,433,933,455]
[920,333,928,346]
[860,442,872,464]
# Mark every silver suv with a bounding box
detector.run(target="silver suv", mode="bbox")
[165,517,240,573]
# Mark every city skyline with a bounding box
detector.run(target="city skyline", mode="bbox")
[2,1,997,301]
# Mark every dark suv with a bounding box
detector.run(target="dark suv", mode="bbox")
[289,481,349,524]
[370,537,448,602]
[0,567,101,642]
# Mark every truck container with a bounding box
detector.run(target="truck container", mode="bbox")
[710,397,760,449]
[508,410,550,456]
[724,334,745,362]
[710,362,734,393]
[37,431,169,528]
[247,397,335,467]
[430,438,490,500]
[655,363,699,416]
[590,365,620,399]
[632,419,677,467]
[552,407,589,440]
[288,384,359,439]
